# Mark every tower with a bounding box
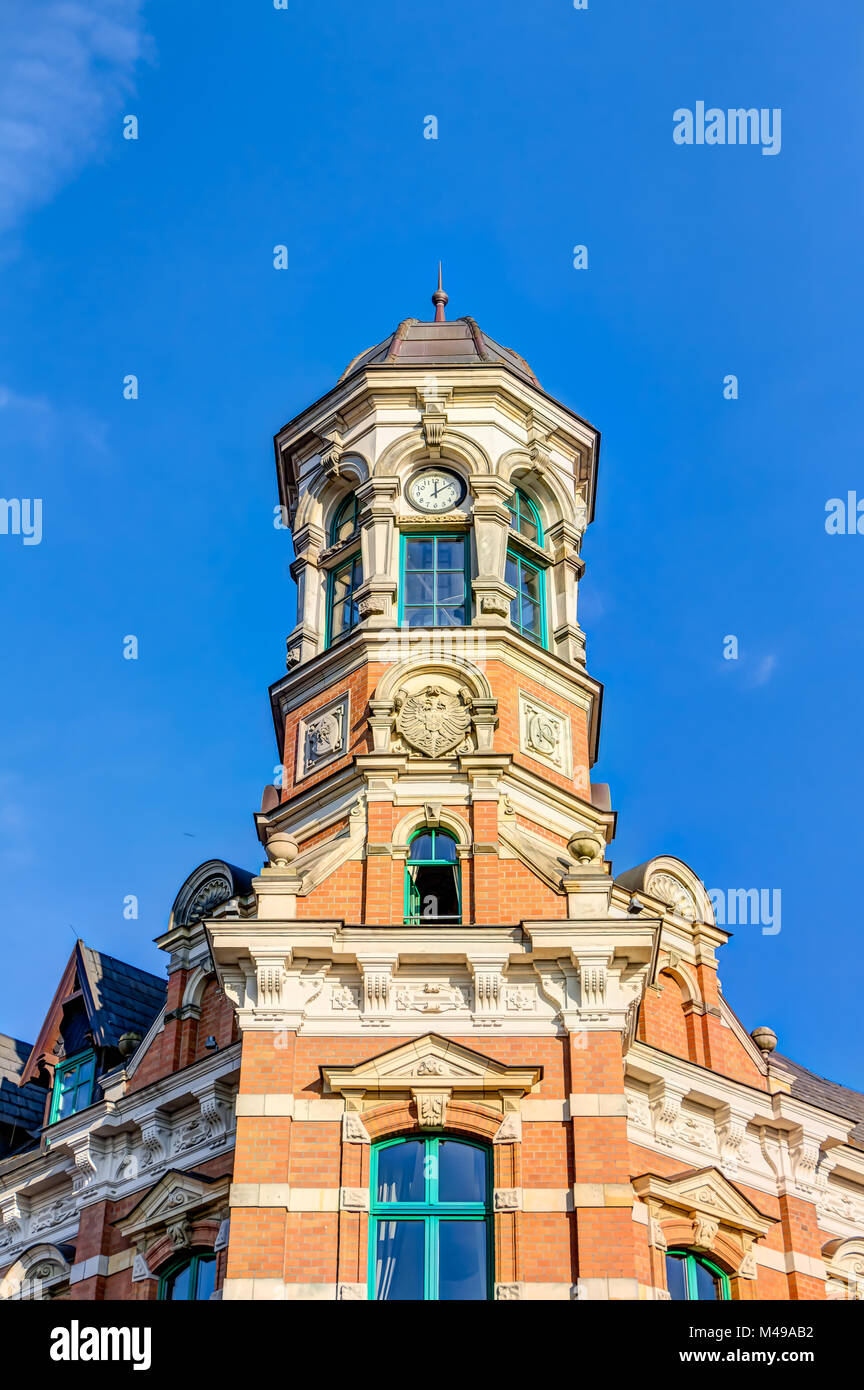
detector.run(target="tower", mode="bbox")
[206,280,863,1303]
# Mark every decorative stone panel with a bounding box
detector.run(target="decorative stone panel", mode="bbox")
[518,691,572,777]
[297,693,349,779]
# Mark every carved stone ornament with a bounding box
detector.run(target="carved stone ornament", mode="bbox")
[495,1283,523,1300]
[394,982,470,1014]
[518,692,572,776]
[187,876,232,922]
[298,695,348,777]
[648,873,697,922]
[413,1090,448,1128]
[394,684,472,758]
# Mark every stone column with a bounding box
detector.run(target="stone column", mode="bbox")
[355,476,400,628]
[470,474,516,625]
[286,522,326,667]
[546,519,587,666]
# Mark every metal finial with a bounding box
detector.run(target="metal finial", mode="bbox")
[431,262,448,322]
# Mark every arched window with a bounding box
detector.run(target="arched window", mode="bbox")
[370,1136,491,1300]
[330,494,359,546]
[158,1250,217,1301]
[506,487,543,546]
[404,829,460,924]
[665,1249,729,1301]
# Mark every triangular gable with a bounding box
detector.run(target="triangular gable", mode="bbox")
[322,1033,542,1099]
[632,1167,776,1239]
[19,941,91,1084]
[116,1169,229,1243]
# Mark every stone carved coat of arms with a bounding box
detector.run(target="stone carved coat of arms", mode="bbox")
[394,685,473,758]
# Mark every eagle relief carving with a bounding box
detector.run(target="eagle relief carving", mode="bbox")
[394,684,473,758]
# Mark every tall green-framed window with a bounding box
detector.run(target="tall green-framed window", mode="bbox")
[331,494,359,546]
[506,488,543,546]
[665,1249,730,1301]
[370,1136,492,1301]
[49,1050,96,1123]
[404,829,461,924]
[400,534,468,628]
[326,552,362,646]
[505,550,546,646]
[158,1251,217,1301]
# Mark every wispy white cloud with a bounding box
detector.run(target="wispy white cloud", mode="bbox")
[0,380,109,457]
[748,653,777,688]
[0,1,148,234]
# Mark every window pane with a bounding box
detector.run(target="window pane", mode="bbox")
[436,606,465,628]
[404,571,434,605]
[521,599,541,633]
[519,513,538,543]
[693,1259,719,1300]
[435,539,464,570]
[436,571,464,603]
[331,569,352,603]
[408,833,435,862]
[438,1222,488,1301]
[505,556,518,589]
[375,1221,425,1300]
[330,601,348,638]
[194,1256,217,1301]
[404,606,434,628]
[520,566,541,600]
[665,1253,688,1301]
[406,540,433,570]
[376,1139,426,1202]
[165,1262,193,1301]
[432,833,457,862]
[438,1142,487,1203]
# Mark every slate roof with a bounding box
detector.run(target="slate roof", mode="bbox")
[339,317,542,388]
[0,1033,46,1137]
[78,946,166,1050]
[777,1053,864,1151]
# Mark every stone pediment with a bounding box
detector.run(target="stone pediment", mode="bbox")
[117,1169,230,1243]
[632,1167,775,1239]
[321,1033,541,1099]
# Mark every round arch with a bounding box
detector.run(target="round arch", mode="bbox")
[373,428,493,480]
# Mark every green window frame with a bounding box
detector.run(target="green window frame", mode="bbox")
[330,494,359,546]
[399,533,469,628]
[665,1249,730,1300]
[326,552,362,647]
[158,1250,218,1301]
[369,1136,492,1301]
[404,828,461,924]
[505,549,546,647]
[506,487,543,546]
[49,1049,96,1124]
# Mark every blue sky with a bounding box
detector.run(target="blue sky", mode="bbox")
[1,0,862,1087]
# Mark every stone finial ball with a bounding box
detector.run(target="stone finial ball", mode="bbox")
[751,1025,778,1055]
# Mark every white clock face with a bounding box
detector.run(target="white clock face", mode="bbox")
[408,469,464,513]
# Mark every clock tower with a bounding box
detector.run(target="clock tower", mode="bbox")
[207,279,805,1302]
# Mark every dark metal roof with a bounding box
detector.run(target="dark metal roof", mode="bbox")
[777,1053,864,1150]
[0,1033,46,1138]
[339,317,541,388]
[78,946,166,1050]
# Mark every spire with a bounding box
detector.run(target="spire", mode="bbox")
[431,262,448,322]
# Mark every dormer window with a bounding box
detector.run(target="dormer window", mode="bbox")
[49,1049,96,1123]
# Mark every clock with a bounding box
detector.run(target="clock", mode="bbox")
[407,468,466,513]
